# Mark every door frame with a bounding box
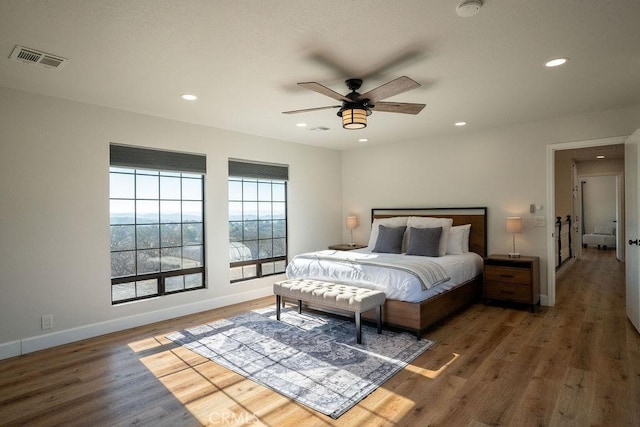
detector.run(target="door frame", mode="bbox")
[545,135,628,306]
[577,173,624,260]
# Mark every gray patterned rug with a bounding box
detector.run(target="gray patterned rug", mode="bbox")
[166,306,434,419]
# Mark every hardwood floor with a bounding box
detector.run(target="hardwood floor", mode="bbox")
[1,248,638,426]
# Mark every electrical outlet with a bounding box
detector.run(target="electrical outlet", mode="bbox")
[41,315,53,330]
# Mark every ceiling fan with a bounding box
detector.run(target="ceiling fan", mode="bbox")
[282,76,426,129]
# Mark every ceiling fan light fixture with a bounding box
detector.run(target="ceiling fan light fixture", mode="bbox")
[341,108,368,130]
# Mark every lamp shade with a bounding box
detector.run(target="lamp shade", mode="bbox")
[342,108,367,129]
[506,217,523,233]
[346,215,359,229]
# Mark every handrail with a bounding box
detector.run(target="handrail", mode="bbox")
[555,215,572,267]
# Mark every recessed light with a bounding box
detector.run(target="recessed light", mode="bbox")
[358,138,368,142]
[181,94,198,101]
[597,155,605,159]
[545,58,568,68]
[296,123,307,127]
[455,121,467,127]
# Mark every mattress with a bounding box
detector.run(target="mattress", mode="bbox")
[286,248,484,303]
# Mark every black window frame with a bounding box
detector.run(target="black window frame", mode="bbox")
[110,145,206,304]
[228,160,288,283]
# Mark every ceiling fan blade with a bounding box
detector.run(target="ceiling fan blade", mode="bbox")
[307,51,358,79]
[360,48,425,80]
[371,101,426,115]
[282,105,341,114]
[359,76,420,103]
[307,46,425,82]
[298,82,351,102]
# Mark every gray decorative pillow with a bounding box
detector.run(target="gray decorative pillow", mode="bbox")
[406,227,442,257]
[372,225,407,254]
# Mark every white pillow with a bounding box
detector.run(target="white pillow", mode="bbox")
[462,223,471,253]
[447,226,464,255]
[406,216,453,256]
[367,217,409,250]
[447,224,471,254]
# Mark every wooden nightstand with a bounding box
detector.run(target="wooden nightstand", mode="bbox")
[328,244,367,251]
[483,254,540,312]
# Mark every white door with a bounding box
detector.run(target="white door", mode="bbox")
[625,129,640,333]
[616,174,624,261]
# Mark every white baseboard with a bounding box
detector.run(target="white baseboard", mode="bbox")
[1,286,274,360]
[540,294,549,306]
[0,340,22,360]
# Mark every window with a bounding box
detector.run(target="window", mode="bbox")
[110,145,206,304]
[228,160,288,282]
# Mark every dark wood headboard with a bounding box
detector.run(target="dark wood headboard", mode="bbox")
[371,207,488,258]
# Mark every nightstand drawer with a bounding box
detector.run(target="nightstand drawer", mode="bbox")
[484,282,531,302]
[484,266,532,285]
[483,255,540,312]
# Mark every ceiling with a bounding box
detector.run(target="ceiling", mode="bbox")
[1,1,639,151]
[559,144,625,162]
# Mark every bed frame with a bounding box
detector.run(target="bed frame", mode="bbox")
[360,207,488,338]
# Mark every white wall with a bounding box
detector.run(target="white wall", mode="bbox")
[341,104,640,303]
[0,87,342,357]
[554,155,575,219]
[581,175,617,234]
[578,158,625,175]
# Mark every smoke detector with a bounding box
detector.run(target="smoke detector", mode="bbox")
[456,0,482,17]
[9,45,68,70]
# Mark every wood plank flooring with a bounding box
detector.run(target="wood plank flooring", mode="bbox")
[1,248,638,426]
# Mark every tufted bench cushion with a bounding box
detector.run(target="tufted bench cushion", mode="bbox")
[273,279,386,344]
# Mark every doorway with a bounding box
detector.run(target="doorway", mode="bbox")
[579,174,623,261]
[546,136,627,306]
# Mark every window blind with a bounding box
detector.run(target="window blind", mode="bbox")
[110,144,206,174]
[228,159,289,181]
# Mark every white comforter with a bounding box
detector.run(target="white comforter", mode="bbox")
[286,249,484,303]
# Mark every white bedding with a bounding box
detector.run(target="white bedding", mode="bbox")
[286,248,484,303]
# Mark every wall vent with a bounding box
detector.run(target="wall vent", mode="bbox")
[9,45,68,70]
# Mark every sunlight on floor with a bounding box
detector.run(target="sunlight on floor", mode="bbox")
[128,335,297,426]
[405,353,460,379]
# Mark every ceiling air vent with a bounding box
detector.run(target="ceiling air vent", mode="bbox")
[9,45,68,70]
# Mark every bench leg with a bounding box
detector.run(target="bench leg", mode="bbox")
[276,295,281,320]
[376,305,382,334]
[297,300,302,314]
[356,313,362,344]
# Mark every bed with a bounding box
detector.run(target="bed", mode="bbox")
[286,207,487,337]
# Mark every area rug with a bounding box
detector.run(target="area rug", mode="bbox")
[166,306,434,419]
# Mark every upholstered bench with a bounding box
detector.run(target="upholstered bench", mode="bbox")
[273,279,386,344]
[583,233,616,249]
